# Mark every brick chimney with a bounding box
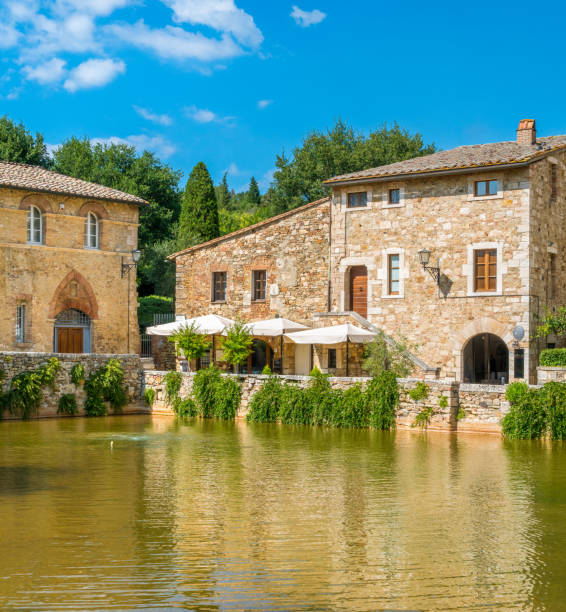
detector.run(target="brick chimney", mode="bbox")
[517,119,536,145]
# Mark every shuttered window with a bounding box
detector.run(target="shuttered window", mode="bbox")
[388,254,400,295]
[474,249,497,292]
[212,271,227,302]
[252,270,267,301]
[347,192,367,208]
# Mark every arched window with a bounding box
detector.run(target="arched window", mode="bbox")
[27,205,42,244]
[85,212,99,249]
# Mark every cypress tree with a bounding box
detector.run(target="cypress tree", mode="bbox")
[178,161,219,248]
[248,176,261,207]
[216,172,232,209]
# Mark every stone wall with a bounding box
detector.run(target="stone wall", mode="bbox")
[0,187,140,354]
[0,352,145,420]
[143,370,509,433]
[537,366,566,384]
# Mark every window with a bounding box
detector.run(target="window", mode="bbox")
[474,179,498,197]
[199,349,211,370]
[549,254,556,299]
[347,192,368,208]
[328,348,337,369]
[27,205,42,244]
[388,254,400,295]
[85,212,99,249]
[212,271,227,302]
[551,164,558,202]
[474,249,497,292]
[388,188,400,204]
[252,270,267,301]
[16,304,26,343]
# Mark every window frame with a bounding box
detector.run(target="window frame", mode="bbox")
[211,271,227,303]
[473,248,497,293]
[327,348,337,370]
[346,191,368,209]
[251,269,267,302]
[388,188,401,204]
[387,253,400,296]
[16,304,26,343]
[474,179,499,197]
[27,205,42,245]
[85,212,99,249]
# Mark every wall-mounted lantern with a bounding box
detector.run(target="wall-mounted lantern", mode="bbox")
[121,248,142,278]
[418,248,440,285]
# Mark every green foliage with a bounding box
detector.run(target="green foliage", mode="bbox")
[218,208,266,235]
[267,119,435,214]
[175,397,198,417]
[178,161,219,248]
[213,376,241,420]
[535,307,566,339]
[168,322,211,369]
[215,172,232,209]
[51,137,182,296]
[505,381,529,404]
[222,320,253,372]
[261,365,272,375]
[413,407,434,428]
[457,406,466,421]
[247,371,399,431]
[362,331,414,378]
[0,116,50,167]
[309,366,323,377]
[163,371,183,406]
[58,394,78,415]
[501,388,546,439]
[144,388,155,407]
[70,363,85,386]
[541,382,566,440]
[2,358,61,419]
[84,359,128,417]
[192,367,222,418]
[540,349,566,367]
[438,395,448,409]
[248,176,261,207]
[409,382,429,402]
[138,295,174,330]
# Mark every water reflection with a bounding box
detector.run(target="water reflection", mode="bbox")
[0,416,564,610]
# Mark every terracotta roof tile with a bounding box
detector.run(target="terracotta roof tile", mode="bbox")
[325,135,566,184]
[0,161,148,205]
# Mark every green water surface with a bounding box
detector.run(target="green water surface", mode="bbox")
[1,415,565,611]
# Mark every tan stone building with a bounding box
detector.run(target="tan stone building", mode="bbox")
[171,119,565,383]
[0,162,145,354]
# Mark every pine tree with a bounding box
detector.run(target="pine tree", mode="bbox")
[248,176,261,207]
[216,172,232,209]
[178,161,219,248]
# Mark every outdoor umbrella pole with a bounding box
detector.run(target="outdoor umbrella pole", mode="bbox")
[280,335,283,374]
[346,339,349,377]
[212,335,216,366]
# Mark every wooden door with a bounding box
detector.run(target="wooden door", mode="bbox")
[57,328,84,353]
[350,266,368,318]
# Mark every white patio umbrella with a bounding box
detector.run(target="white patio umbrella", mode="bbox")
[247,317,310,374]
[147,314,235,367]
[285,323,375,376]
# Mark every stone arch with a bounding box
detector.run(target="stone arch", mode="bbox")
[19,194,53,213]
[77,201,109,219]
[48,270,99,319]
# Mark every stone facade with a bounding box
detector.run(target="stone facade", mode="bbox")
[0,351,145,419]
[0,187,141,354]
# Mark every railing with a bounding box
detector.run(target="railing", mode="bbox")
[140,333,152,357]
[153,313,176,325]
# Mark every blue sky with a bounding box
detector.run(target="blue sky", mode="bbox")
[1,0,564,193]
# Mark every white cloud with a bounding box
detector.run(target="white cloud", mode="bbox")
[257,99,272,109]
[91,134,176,158]
[23,57,67,84]
[53,0,134,17]
[185,104,234,124]
[0,23,20,48]
[63,58,125,92]
[226,162,240,175]
[107,21,243,62]
[290,5,326,27]
[133,105,173,126]
[163,0,263,47]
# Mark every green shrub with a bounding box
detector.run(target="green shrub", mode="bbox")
[175,397,198,417]
[338,384,369,429]
[540,349,566,367]
[501,389,546,439]
[70,363,85,386]
[413,407,434,428]
[541,382,566,440]
[367,371,398,430]
[505,381,529,405]
[213,376,241,419]
[138,295,174,330]
[163,371,182,405]
[261,365,272,375]
[306,369,335,426]
[247,376,283,422]
[409,381,429,402]
[438,395,448,409]
[457,406,466,420]
[193,367,222,418]
[84,359,128,417]
[144,388,155,407]
[279,384,312,425]
[58,393,78,415]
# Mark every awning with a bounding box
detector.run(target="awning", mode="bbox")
[247,317,309,337]
[146,314,235,336]
[285,323,376,345]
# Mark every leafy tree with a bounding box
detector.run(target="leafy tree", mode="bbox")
[0,116,50,167]
[267,119,435,213]
[52,138,182,296]
[248,176,261,207]
[218,208,265,235]
[221,319,253,374]
[178,161,219,248]
[362,331,414,378]
[168,322,211,371]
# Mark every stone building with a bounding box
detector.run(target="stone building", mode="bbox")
[0,162,145,354]
[171,119,565,383]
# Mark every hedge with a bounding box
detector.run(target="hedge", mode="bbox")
[540,348,566,367]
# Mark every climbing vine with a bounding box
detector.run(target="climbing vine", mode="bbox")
[58,393,78,415]
[70,363,85,386]
[84,358,128,417]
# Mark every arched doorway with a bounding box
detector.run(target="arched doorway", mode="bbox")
[54,309,92,353]
[349,265,368,318]
[463,333,508,384]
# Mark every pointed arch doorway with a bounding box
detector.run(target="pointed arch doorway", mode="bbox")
[54,309,92,353]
